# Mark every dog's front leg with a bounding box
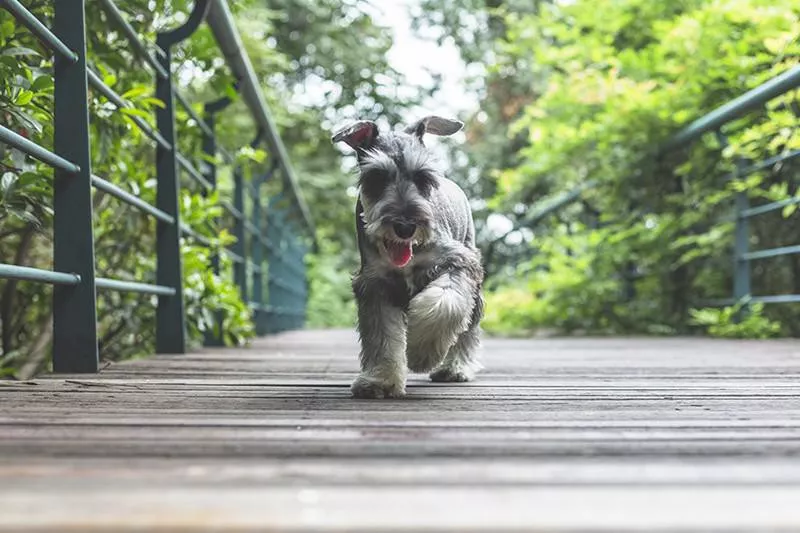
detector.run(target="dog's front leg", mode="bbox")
[351,276,408,399]
[406,269,476,373]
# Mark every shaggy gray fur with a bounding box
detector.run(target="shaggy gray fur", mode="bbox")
[332,116,484,399]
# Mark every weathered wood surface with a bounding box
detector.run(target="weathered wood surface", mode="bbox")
[2,330,800,531]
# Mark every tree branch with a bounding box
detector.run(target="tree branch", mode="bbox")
[16,314,53,380]
[1,225,36,355]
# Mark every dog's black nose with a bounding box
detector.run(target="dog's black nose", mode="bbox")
[392,222,416,240]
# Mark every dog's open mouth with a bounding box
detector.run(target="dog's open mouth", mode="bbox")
[384,239,413,268]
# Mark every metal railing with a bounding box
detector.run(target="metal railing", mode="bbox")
[508,64,800,311]
[0,0,313,372]
[663,65,800,308]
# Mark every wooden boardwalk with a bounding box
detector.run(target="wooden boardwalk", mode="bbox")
[2,330,800,531]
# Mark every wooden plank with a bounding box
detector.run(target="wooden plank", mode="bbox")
[8,456,800,485]
[1,330,800,531]
[3,486,800,532]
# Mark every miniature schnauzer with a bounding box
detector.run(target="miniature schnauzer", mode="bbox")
[332,115,484,399]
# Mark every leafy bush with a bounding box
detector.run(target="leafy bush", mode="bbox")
[421,0,800,337]
[305,238,357,329]
[1,0,408,376]
[1,2,261,374]
[690,301,783,339]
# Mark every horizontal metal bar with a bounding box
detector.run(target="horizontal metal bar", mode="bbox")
[179,224,212,247]
[492,181,598,242]
[734,149,800,218]
[221,200,244,220]
[86,68,127,106]
[0,263,81,285]
[3,0,78,62]
[96,0,168,79]
[91,175,175,224]
[256,233,275,252]
[248,302,305,317]
[269,276,306,297]
[245,220,260,237]
[742,245,800,261]
[742,196,800,219]
[225,248,244,264]
[531,180,598,223]
[0,124,79,173]
[219,146,235,164]
[173,90,214,138]
[697,298,736,307]
[86,69,171,150]
[176,153,213,189]
[750,294,800,304]
[664,65,800,151]
[737,149,800,178]
[267,305,306,317]
[95,277,176,296]
[206,2,316,242]
[701,294,800,306]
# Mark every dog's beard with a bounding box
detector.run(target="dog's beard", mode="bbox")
[361,198,433,269]
[364,220,432,269]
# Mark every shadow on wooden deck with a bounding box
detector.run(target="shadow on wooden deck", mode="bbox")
[2,330,800,531]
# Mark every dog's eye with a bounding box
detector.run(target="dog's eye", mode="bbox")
[412,171,437,197]
[359,169,390,199]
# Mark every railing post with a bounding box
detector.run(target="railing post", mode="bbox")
[301,241,308,328]
[252,159,276,336]
[233,168,247,300]
[265,200,279,333]
[716,132,752,307]
[201,97,229,347]
[733,189,752,301]
[52,0,99,373]
[154,0,209,353]
[153,39,186,354]
[294,235,308,330]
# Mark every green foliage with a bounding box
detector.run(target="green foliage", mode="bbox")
[1,0,410,375]
[305,238,356,329]
[182,243,254,347]
[420,0,800,337]
[690,301,783,339]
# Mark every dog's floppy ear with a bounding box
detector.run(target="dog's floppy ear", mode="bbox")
[405,115,464,140]
[331,120,378,151]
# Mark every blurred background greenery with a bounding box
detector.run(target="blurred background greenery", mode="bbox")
[1,0,798,377]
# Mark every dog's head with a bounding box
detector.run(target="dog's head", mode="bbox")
[332,116,463,268]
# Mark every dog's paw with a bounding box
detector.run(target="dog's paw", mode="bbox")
[429,366,474,383]
[351,374,406,399]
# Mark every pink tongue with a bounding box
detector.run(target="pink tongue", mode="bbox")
[388,241,413,267]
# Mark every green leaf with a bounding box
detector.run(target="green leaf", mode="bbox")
[6,108,44,134]
[224,83,239,101]
[103,73,118,87]
[31,75,54,92]
[782,203,797,219]
[0,55,18,68]
[120,86,149,100]
[14,90,34,105]
[119,107,152,120]
[2,46,40,57]
[140,96,166,109]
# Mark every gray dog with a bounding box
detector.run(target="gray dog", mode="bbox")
[332,115,484,399]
